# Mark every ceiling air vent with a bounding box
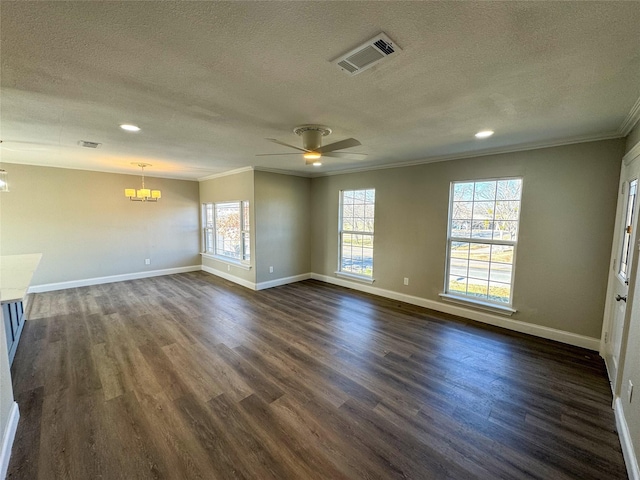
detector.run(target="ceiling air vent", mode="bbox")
[332,32,401,77]
[78,140,101,148]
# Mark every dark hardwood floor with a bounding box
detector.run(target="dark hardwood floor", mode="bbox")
[7,272,627,479]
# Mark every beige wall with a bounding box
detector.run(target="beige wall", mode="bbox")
[311,139,624,339]
[199,169,256,283]
[0,136,633,470]
[0,164,200,286]
[0,163,200,453]
[254,171,311,284]
[621,127,640,464]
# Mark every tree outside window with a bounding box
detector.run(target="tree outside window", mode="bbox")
[446,179,522,305]
[202,201,250,262]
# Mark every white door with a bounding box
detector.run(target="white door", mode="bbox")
[603,163,639,392]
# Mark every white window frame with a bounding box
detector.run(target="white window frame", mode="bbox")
[203,203,215,255]
[337,188,375,283]
[440,177,522,313]
[617,178,638,282]
[201,200,250,268]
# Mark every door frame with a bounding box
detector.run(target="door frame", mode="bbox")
[602,145,640,398]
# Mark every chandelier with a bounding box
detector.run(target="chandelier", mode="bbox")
[125,163,161,202]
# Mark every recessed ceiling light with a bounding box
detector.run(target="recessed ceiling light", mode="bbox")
[312,162,322,167]
[120,124,141,132]
[475,130,494,139]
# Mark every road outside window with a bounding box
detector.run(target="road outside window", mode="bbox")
[445,178,522,305]
[339,189,375,278]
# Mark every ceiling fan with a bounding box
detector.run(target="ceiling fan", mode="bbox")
[0,140,59,152]
[257,125,366,165]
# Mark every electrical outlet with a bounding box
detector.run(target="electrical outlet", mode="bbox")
[629,380,634,403]
[145,259,150,265]
[269,266,274,274]
[604,331,609,343]
[403,277,409,286]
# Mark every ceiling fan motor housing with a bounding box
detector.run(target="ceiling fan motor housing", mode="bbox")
[294,125,332,151]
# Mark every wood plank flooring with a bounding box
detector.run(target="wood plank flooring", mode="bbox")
[7,272,627,479]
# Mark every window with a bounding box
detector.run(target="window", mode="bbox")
[339,189,375,278]
[445,178,522,306]
[202,201,250,263]
[618,179,637,280]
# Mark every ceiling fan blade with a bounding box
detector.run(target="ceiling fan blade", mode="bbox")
[323,152,368,159]
[2,139,58,145]
[1,140,60,149]
[256,153,303,156]
[317,138,361,154]
[1,141,51,152]
[266,138,309,152]
[2,147,49,152]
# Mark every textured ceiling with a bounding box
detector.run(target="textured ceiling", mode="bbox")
[1,1,639,180]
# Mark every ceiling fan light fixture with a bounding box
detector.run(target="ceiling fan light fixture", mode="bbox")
[475,130,494,139]
[258,125,365,166]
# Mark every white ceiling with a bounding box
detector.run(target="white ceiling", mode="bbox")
[1,1,639,180]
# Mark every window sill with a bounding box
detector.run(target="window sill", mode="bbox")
[439,293,516,316]
[335,271,375,284]
[201,253,252,270]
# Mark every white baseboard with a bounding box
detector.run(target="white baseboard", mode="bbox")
[310,273,600,350]
[603,355,616,387]
[28,265,202,294]
[0,402,19,480]
[25,265,600,350]
[615,396,640,480]
[255,273,311,291]
[201,265,257,290]
[201,266,311,292]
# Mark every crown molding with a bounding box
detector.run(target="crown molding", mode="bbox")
[312,131,623,178]
[253,166,312,178]
[197,166,254,182]
[619,95,640,136]
[0,160,198,181]
[6,124,634,183]
[198,165,314,181]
